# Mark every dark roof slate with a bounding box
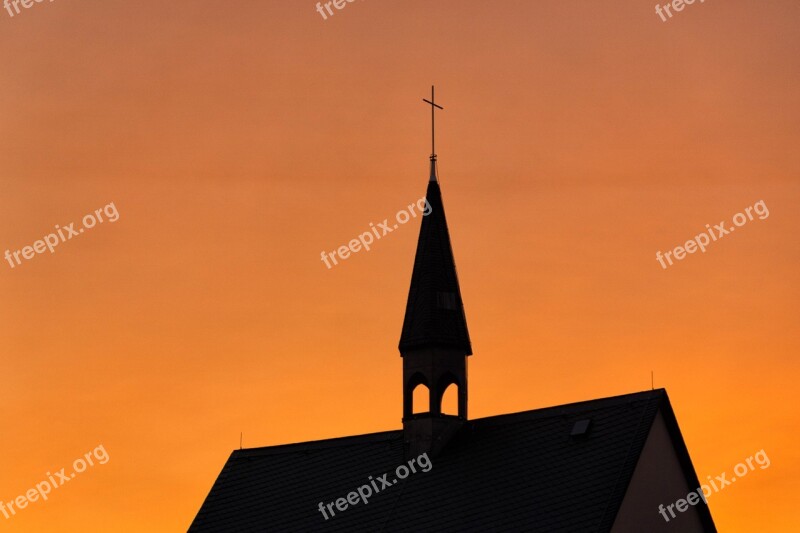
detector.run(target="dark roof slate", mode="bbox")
[189,389,713,532]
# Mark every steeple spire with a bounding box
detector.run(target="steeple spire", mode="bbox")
[398,177,472,354]
[399,87,472,457]
[422,85,443,183]
[401,84,471,355]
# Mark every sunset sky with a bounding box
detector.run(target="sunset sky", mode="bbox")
[1,1,798,531]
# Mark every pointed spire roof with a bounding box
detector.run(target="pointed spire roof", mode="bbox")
[399,165,472,355]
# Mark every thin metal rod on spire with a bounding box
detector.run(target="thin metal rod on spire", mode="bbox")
[422,85,443,160]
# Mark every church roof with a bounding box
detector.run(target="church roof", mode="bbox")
[398,170,472,354]
[189,388,714,532]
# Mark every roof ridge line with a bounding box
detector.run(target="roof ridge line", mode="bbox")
[235,429,402,456]
[471,389,666,425]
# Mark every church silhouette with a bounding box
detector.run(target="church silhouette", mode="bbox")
[189,90,716,533]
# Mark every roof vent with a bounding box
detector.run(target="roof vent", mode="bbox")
[570,419,592,438]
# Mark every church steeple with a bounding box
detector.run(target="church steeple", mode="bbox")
[400,87,472,457]
[398,175,472,355]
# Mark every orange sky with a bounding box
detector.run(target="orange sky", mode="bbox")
[1,1,798,531]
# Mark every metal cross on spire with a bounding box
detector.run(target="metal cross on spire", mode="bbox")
[422,85,443,162]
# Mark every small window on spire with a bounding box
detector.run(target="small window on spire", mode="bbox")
[437,292,457,310]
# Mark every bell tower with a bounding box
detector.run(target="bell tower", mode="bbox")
[399,87,472,457]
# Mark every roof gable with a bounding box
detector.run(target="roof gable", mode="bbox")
[190,389,711,532]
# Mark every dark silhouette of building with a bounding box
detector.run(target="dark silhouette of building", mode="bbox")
[400,157,471,460]
[190,143,716,532]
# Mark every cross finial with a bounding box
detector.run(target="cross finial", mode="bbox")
[422,85,443,181]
